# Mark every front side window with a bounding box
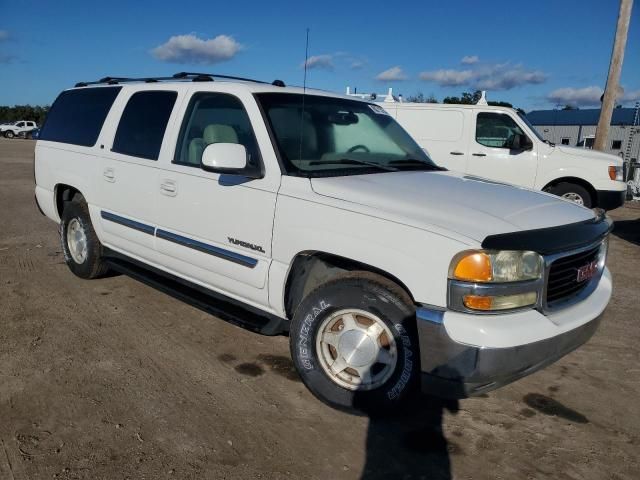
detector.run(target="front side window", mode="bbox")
[256,93,437,177]
[39,87,122,146]
[174,92,261,169]
[476,112,525,148]
[16,122,25,127]
[112,91,177,160]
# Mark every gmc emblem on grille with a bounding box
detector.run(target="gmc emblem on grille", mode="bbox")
[576,259,598,283]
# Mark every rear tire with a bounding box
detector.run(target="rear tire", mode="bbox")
[289,272,420,414]
[548,182,593,208]
[60,199,109,279]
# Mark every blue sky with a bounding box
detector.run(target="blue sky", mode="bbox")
[1,0,638,111]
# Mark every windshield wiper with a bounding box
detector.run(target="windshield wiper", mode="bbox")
[309,159,398,172]
[388,159,447,171]
[544,140,556,147]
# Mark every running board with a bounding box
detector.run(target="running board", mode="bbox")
[103,249,288,336]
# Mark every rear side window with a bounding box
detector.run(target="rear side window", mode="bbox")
[39,87,121,146]
[112,91,177,160]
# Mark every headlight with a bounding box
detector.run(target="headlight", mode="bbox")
[450,250,543,283]
[448,250,544,313]
[608,165,623,181]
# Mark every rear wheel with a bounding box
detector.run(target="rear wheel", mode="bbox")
[60,199,109,279]
[289,272,420,413]
[548,182,593,208]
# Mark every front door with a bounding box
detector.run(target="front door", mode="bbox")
[466,110,538,188]
[153,90,278,306]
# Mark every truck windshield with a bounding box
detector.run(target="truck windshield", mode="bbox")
[256,93,439,177]
[517,111,545,142]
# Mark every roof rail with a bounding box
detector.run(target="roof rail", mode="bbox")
[74,72,280,88]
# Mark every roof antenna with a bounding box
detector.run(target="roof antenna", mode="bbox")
[298,28,310,163]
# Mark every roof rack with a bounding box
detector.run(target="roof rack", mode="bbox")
[74,72,286,88]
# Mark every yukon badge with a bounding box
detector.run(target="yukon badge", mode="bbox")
[228,237,265,253]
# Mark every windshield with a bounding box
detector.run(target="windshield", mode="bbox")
[256,93,438,177]
[517,111,545,142]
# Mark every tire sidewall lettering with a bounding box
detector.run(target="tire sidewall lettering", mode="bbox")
[297,300,331,370]
[386,323,414,400]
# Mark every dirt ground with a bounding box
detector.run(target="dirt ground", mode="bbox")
[0,138,639,480]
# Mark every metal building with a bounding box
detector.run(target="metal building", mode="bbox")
[526,105,640,162]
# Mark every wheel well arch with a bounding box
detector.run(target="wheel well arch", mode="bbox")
[54,184,84,218]
[543,177,597,204]
[283,250,415,320]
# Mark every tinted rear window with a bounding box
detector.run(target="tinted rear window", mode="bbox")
[39,87,121,146]
[112,91,177,160]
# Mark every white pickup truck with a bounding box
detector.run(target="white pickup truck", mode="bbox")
[380,101,626,210]
[34,73,613,412]
[1,120,37,138]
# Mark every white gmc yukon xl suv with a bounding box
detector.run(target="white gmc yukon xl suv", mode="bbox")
[34,73,613,412]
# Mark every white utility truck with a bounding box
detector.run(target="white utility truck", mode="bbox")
[357,89,626,210]
[34,73,613,412]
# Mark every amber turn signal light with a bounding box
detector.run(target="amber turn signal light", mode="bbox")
[453,252,493,282]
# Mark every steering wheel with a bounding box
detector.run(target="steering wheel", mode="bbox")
[347,144,370,153]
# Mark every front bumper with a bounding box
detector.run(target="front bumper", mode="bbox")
[596,189,625,210]
[416,268,611,398]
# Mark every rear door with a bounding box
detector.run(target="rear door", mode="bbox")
[96,87,182,262]
[466,110,538,187]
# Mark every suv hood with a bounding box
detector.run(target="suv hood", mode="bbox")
[555,145,623,166]
[310,171,596,243]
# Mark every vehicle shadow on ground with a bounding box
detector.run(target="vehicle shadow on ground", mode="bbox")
[612,218,640,246]
[360,394,460,480]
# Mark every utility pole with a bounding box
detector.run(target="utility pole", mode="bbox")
[594,0,634,151]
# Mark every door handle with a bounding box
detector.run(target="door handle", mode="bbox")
[450,151,464,155]
[472,153,487,157]
[160,180,177,196]
[103,167,115,182]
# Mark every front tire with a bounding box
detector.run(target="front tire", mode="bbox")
[548,182,593,208]
[4,130,15,139]
[290,272,420,413]
[60,200,109,279]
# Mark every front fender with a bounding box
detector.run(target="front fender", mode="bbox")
[270,192,472,313]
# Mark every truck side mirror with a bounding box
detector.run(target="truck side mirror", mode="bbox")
[201,143,261,179]
[510,133,533,151]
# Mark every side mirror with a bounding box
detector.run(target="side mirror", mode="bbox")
[510,133,533,151]
[201,143,258,177]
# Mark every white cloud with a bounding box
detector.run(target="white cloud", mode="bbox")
[302,54,334,70]
[420,62,547,90]
[419,69,474,86]
[350,60,366,70]
[461,55,479,65]
[0,30,9,41]
[547,86,603,107]
[547,85,640,107]
[622,89,640,103]
[151,34,242,64]
[375,66,407,81]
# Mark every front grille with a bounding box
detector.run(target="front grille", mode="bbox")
[546,245,601,305]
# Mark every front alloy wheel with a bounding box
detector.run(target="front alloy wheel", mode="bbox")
[290,272,420,413]
[315,309,398,391]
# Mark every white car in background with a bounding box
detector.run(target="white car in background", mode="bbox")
[371,95,626,210]
[35,73,613,412]
[1,120,38,138]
